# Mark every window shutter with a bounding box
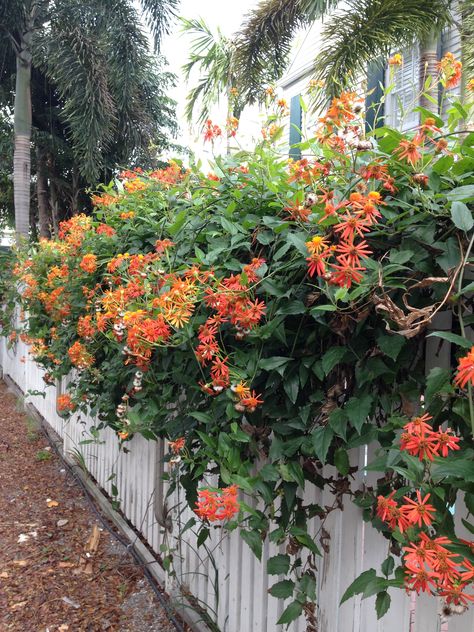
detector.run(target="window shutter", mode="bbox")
[365,59,385,132]
[289,94,302,159]
[385,46,420,131]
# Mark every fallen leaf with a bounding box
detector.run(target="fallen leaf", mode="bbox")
[46,499,59,508]
[10,601,27,610]
[12,560,28,567]
[58,561,75,568]
[56,519,69,527]
[0,571,9,578]
[17,533,30,543]
[58,625,70,631]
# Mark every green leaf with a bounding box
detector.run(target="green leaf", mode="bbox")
[277,601,303,625]
[377,334,405,361]
[427,331,472,349]
[446,185,474,202]
[362,577,389,599]
[269,579,294,599]
[340,569,376,604]
[381,556,395,577]
[167,210,187,235]
[432,457,474,482]
[312,426,334,463]
[376,591,391,619]
[345,394,373,434]
[267,554,291,575]
[259,356,293,372]
[451,201,474,232]
[425,367,452,403]
[240,529,262,560]
[287,232,308,256]
[197,527,209,547]
[322,346,346,375]
[284,371,300,404]
[334,448,350,476]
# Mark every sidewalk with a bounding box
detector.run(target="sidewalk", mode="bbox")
[0,381,180,632]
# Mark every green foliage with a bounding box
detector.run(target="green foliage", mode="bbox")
[4,94,474,623]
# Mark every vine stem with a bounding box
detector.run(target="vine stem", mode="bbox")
[456,230,474,438]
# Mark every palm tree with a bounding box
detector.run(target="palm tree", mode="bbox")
[0,0,177,241]
[233,0,456,104]
[181,17,244,134]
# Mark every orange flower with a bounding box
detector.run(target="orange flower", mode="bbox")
[455,346,474,388]
[169,437,185,454]
[468,79,474,92]
[68,341,94,369]
[120,211,135,220]
[195,485,239,522]
[400,491,436,528]
[438,52,462,89]
[57,394,76,413]
[388,53,403,66]
[79,254,97,274]
[394,135,423,165]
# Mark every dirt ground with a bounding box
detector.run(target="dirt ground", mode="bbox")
[0,381,182,632]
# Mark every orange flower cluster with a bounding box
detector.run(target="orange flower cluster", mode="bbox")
[288,158,330,185]
[318,92,361,133]
[226,116,239,137]
[232,382,263,413]
[58,214,92,250]
[454,345,474,389]
[399,413,460,461]
[377,490,436,533]
[124,179,148,194]
[196,259,265,394]
[305,190,385,287]
[204,119,222,143]
[195,485,239,522]
[68,341,94,369]
[96,223,116,237]
[438,52,462,89]
[57,394,76,414]
[404,533,474,604]
[149,161,189,186]
[79,254,98,274]
[91,193,120,207]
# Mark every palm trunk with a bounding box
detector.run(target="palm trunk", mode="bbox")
[419,33,439,112]
[459,0,474,129]
[13,36,32,242]
[36,147,51,238]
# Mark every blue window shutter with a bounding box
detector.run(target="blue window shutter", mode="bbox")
[365,59,385,132]
[289,94,302,159]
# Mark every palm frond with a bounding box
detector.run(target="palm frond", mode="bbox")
[181,17,233,125]
[232,0,339,102]
[139,0,179,52]
[313,0,453,99]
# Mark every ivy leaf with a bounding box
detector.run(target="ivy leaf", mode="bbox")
[277,600,303,625]
[268,579,294,599]
[345,394,373,434]
[240,529,262,560]
[340,569,377,604]
[322,346,347,375]
[312,426,334,463]
[451,201,474,232]
[267,554,291,575]
[375,591,391,619]
[427,331,472,349]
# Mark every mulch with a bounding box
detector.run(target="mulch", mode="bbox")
[0,381,179,632]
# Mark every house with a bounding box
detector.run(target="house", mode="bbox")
[277,12,462,151]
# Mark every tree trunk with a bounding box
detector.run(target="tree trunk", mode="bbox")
[36,147,51,238]
[13,40,32,242]
[419,33,439,112]
[459,0,474,129]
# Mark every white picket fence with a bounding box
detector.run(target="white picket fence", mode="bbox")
[1,332,473,632]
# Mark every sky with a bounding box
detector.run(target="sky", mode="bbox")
[160,0,260,162]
